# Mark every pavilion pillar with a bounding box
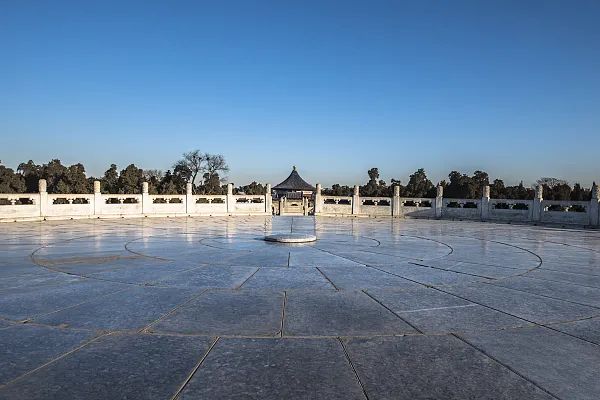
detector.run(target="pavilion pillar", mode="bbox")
[226,183,234,214]
[93,180,102,216]
[186,182,193,215]
[352,185,361,215]
[314,183,323,215]
[481,185,490,220]
[435,185,444,218]
[590,183,599,227]
[532,184,543,222]
[38,179,48,219]
[265,183,272,215]
[392,185,401,217]
[141,182,150,215]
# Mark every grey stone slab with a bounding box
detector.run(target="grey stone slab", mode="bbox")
[153,290,283,336]
[400,304,532,334]
[344,335,554,399]
[377,263,485,285]
[33,286,198,330]
[491,276,600,308]
[284,290,417,336]
[88,262,196,284]
[242,267,334,290]
[441,283,599,324]
[462,326,600,399]
[155,265,258,289]
[178,337,365,400]
[0,333,213,400]
[228,250,290,267]
[0,325,96,385]
[550,317,600,345]
[0,279,127,320]
[367,287,530,333]
[526,269,600,288]
[319,265,422,290]
[287,247,363,267]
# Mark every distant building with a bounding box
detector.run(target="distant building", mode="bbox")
[272,166,316,199]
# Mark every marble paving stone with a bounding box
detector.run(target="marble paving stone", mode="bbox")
[241,267,334,290]
[399,304,532,334]
[318,265,422,290]
[178,338,365,400]
[87,262,196,284]
[0,333,213,400]
[0,279,127,320]
[490,276,600,308]
[367,287,530,333]
[284,290,417,336]
[441,283,599,324]
[0,325,96,385]
[376,264,485,286]
[152,290,283,336]
[33,286,198,330]
[462,326,600,400]
[344,335,554,399]
[155,265,258,289]
[287,247,363,267]
[525,269,600,288]
[550,317,600,345]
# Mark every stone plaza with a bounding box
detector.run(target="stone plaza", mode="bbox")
[0,215,599,399]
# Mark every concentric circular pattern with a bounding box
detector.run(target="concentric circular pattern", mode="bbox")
[1,216,600,399]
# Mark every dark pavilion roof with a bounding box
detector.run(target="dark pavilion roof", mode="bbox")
[273,166,316,191]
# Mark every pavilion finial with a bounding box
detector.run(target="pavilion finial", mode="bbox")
[293,165,296,171]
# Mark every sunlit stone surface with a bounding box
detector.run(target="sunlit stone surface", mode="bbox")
[0,216,599,399]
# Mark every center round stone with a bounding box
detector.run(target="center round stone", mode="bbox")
[264,233,317,243]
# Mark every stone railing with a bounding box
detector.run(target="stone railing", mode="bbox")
[314,183,600,227]
[0,180,272,222]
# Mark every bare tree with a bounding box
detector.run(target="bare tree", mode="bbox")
[173,150,205,188]
[202,153,229,194]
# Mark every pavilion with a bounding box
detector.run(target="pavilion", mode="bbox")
[272,166,316,199]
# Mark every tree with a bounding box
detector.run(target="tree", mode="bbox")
[404,168,435,198]
[17,160,41,192]
[0,164,26,193]
[143,170,163,194]
[237,181,265,195]
[118,164,144,194]
[173,150,205,191]
[360,168,388,196]
[490,179,505,199]
[101,164,119,193]
[200,154,229,194]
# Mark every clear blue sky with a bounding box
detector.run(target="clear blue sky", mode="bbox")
[1,1,599,187]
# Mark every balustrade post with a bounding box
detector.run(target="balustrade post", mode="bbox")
[265,183,272,215]
[314,183,323,215]
[93,180,102,216]
[352,185,361,215]
[38,179,48,218]
[226,183,234,214]
[590,182,599,227]
[141,182,150,216]
[435,185,444,218]
[392,185,401,217]
[532,184,543,222]
[481,185,490,220]
[186,182,193,215]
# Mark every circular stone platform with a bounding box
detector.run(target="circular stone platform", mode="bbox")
[264,233,317,243]
[1,216,600,399]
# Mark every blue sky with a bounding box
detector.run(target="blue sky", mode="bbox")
[1,1,599,187]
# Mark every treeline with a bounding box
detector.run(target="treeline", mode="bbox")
[0,150,235,195]
[323,168,595,201]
